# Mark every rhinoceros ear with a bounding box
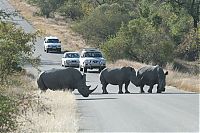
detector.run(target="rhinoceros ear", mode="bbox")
[165,71,168,75]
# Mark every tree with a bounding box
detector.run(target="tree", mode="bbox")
[0,21,39,84]
[73,3,130,47]
[26,0,65,18]
[169,0,199,29]
[58,0,83,20]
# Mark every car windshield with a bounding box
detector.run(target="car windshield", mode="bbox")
[65,53,80,58]
[84,52,102,57]
[46,39,60,43]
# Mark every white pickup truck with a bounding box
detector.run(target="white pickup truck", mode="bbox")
[44,36,61,53]
[79,48,106,73]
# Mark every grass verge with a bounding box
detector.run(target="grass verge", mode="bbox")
[0,72,79,132]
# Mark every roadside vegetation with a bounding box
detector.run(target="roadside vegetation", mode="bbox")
[0,9,40,132]
[0,8,78,132]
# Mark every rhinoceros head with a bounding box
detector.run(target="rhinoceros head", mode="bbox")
[78,85,97,97]
[127,67,140,86]
[158,71,168,92]
[77,74,97,97]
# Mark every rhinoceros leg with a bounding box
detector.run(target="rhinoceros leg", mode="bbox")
[102,83,108,94]
[118,84,123,94]
[140,85,145,93]
[148,85,153,93]
[125,81,130,93]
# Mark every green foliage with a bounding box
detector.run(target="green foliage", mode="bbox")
[102,17,174,66]
[58,1,83,20]
[168,0,199,29]
[73,3,130,47]
[175,29,199,61]
[0,22,39,84]
[101,23,131,62]
[26,0,64,18]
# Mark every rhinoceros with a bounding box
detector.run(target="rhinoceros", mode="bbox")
[37,68,97,97]
[135,65,168,93]
[100,66,138,94]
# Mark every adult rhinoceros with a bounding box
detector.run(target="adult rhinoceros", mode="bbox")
[37,68,97,97]
[100,66,138,94]
[136,65,168,93]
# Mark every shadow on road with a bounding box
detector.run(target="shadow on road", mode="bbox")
[47,50,71,55]
[87,92,198,95]
[76,97,118,101]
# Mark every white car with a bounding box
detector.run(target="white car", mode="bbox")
[79,48,106,73]
[44,36,61,53]
[61,52,80,67]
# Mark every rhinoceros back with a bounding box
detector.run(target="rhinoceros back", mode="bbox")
[39,68,82,90]
[100,67,131,85]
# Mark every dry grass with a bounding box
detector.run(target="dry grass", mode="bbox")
[18,90,79,132]
[1,73,79,132]
[8,0,87,52]
[108,59,200,93]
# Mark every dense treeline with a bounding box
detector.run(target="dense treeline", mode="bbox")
[26,0,199,66]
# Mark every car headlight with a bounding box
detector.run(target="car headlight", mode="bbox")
[47,45,52,48]
[65,60,71,63]
[84,60,90,63]
[100,59,106,64]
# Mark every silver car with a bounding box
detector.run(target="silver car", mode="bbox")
[61,52,80,67]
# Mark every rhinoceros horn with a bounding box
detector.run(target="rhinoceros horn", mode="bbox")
[78,85,98,97]
[88,85,98,94]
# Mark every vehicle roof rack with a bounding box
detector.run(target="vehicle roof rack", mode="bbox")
[82,48,99,52]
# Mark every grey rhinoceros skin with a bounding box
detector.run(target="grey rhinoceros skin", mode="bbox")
[37,68,97,97]
[136,65,168,93]
[100,66,138,94]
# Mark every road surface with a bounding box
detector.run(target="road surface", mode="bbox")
[1,0,199,132]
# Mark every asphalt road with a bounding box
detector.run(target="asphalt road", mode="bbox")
[1,0,199,132]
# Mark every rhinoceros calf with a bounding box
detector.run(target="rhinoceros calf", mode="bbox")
[136,65,168,93]
[37,68,97,97]
[100,66,138,94]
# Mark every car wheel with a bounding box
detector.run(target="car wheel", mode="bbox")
[46,48,49,53]
[58,49,61,53]
[80,67,83,71]
[98,68,102,73]
[84,67,87,73]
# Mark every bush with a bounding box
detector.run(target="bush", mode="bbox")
[58,1,83,20]
[0,22,39,84]
[102,17,174,66]
[73,3,130,47]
